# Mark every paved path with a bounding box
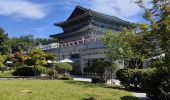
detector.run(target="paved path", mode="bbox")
[106,79,120,85]
[72,75,91,82]
[131,92,149,100]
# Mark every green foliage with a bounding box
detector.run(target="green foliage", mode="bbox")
[116,68,155,89]
[34,38,58,46]
[12,65,57,76]
[101,30,133,61]
[28,49,55,66]
[12,66,41,76]
[5,52,29,67]
[0,70,14,77]
[134,1,170,99]
[91,77,105,83]
[149,58,166,68]
[13,66,35,76]
[0,28,9,55]
[0,55,6,69]
[141,67,170,100]
[85,59,118,82]
[34,38,48,45]
[87,59,109,74]
[101,25,153,68]
[34,65,47,75]
[6,35,35,53]
[59,74,73,80]
[46,68,56,76]
[25,58,36,66]
[136,0,170,65]
[54,62,72,73]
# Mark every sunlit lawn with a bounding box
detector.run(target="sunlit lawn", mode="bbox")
[0,80,137,100]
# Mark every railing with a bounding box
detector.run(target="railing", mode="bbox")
[60,37,97,47]
[42,37,98,50]
[84,71,103,78]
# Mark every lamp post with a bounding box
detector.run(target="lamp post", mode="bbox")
[47,60,53,68]
[6,61,13,71]
[47,60,55,77]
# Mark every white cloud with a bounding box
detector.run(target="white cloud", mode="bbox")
[57,0,144,22]
[89,0,143,22]
[0,0,46,19]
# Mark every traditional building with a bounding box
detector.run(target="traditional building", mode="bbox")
[49,6,132,75]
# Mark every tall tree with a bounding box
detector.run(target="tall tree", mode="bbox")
[0,28,9,55]
[136,0,170,66]
[101,24,151,68]
[6,35,35,53]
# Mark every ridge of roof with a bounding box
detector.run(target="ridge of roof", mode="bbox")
[54,5,132,27]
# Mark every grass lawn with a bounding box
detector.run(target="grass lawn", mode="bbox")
[0,80,137,100]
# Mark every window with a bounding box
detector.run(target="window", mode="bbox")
[70,54,80,59]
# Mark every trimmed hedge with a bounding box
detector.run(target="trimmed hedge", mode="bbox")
[141,67,170,100]
[116,67,170,100]
[92,77,105,83]
[13,66,50,76]
[116,68,155,89]
[13,66,35,76]
[59,74,73,80]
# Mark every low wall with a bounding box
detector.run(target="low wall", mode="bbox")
[0,76,58,80]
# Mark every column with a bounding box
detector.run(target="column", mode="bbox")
[80,59,87,76]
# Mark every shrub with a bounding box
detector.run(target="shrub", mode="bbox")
[116,68,155,89]
[59,74,73,80]
[0,70,14,77]
[46,68,57,76]
[13,66,35,76]
[54,63,72,74]
[35,65,47,75]
[13,66,50,76]
[92,77,105,83]
[141,67,170,100]
[85,59,115,83]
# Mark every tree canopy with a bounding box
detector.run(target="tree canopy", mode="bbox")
[136,0,170,66]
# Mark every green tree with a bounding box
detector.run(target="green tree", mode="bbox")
[7,35,35,53]
[136,0,170,66]
[5,51,30,67]
[135,1,170,99]
[101,28,137,68]
[0,28,9,55]
[101,23,162,68]
[26,49,55,66]
[35,38,58,46]
[35,38,48,45]
[87,59,118,82]
[54,62,72,74]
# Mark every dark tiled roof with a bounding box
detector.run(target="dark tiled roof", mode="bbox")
[54,5,132,27]
[51,5,133,38]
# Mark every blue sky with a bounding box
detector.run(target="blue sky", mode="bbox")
[0,0,146,38]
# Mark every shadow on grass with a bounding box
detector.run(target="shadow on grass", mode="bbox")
[64,81,140,100]
[81,97,96,100]
[82,96,138,100]
[104,85,125,90]
[121,96,138,100]
[64,80,106,88]
[65,81,143,92]
[105,85,144,93]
